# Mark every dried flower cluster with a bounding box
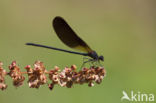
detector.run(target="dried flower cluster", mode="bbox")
[0,62,7,90]
[48,65,105,90]
[0,61,106,91]
[25,61,47,88]
[8,61,25,87]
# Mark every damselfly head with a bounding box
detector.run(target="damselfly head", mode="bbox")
[98,55,104,61]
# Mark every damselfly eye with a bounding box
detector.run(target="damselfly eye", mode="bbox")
[99,56,104,61]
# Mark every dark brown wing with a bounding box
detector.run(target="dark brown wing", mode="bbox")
[52,16,92,53]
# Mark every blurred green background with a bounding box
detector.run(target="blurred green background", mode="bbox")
[0,0,156,103]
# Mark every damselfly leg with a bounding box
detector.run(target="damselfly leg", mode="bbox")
[80,57,103,69]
